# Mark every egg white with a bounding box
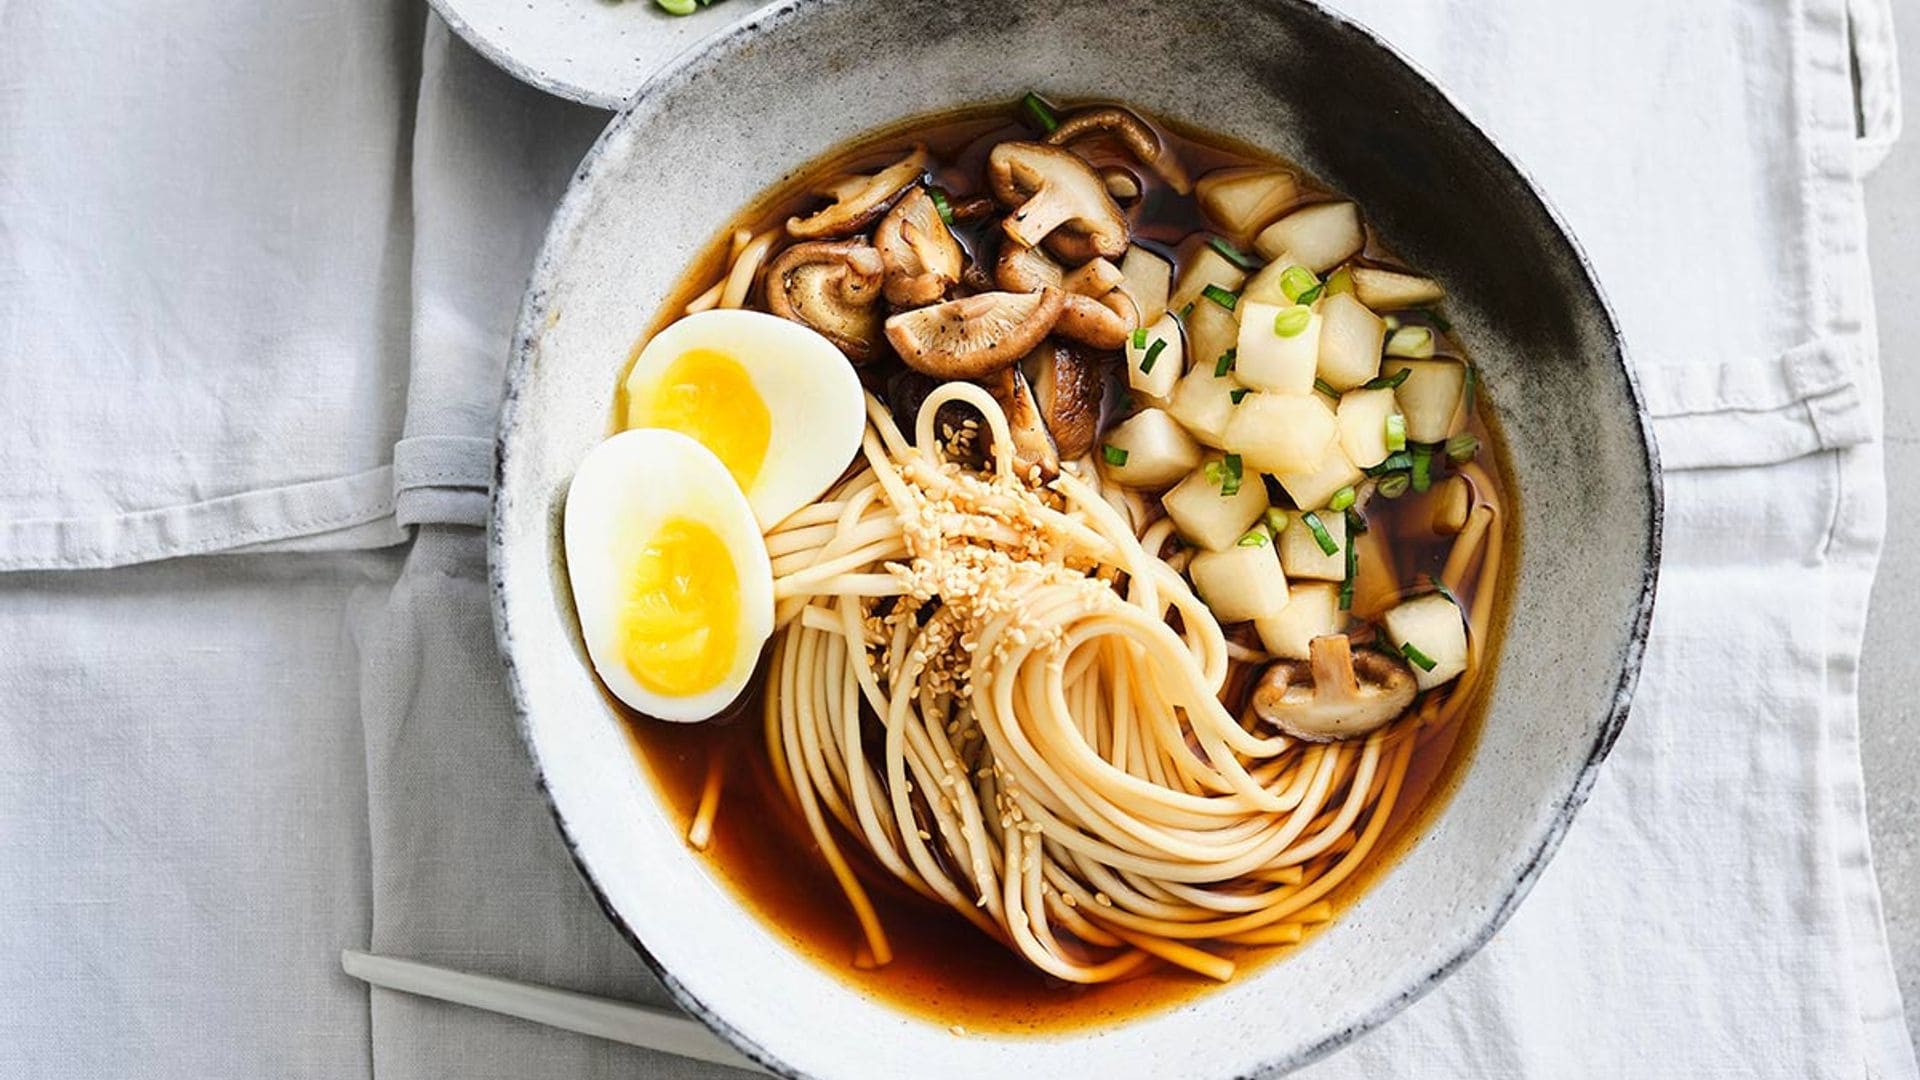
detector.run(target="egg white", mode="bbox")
[563,428,774,723]
[623,309,865,528]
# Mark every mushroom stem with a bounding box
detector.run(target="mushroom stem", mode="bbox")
[1308,635,1360,702]
[1047,106,1193,195]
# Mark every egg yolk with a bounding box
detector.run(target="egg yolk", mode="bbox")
[628,348,771,497]
[618,516,741,698]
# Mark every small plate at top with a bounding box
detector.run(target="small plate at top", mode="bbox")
[429,0,774,109]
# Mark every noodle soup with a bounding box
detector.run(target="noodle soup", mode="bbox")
[577,96,1514,1031]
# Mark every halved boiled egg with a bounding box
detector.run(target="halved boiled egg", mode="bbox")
[622,309,866,528]
[564,428,774,723]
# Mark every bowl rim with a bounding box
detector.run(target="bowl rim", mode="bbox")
[489,1,1665,1074]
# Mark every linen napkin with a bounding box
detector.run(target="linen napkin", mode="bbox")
[353,1,1914,1077]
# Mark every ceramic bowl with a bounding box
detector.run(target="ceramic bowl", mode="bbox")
[428,0,768,108]
[491,1,1661,1075]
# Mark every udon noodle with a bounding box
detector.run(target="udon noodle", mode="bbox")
[761,382,1500,983]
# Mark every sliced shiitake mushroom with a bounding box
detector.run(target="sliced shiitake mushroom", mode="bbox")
[764,240,887,362]
[1021,341,1103,460]
[1250,634,1417,742]
[787,146,931,240]
[987,142,1129,263]
[875,187,963,307]
[983,364,1060,481]
[883,288,1065,380]
[998,246,1137,351]
[1046,106,1192,195]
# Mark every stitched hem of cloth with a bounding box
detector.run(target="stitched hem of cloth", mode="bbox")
[393,435,493,529]
[0,466,407,572]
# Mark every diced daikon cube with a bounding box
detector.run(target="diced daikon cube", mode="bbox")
[1100,408,1201,490]
[1189,539,1291,623]
[1195,167,1300,242]
[1163,458,1268,551]
[1252,202,1365,271]
[1255,582,1341,659]
[1185,298,1239,384]
[1169,245,1247,314]
[1278,509,1346,580]
[1234,301,1321,394]
[1350,266,1444,310]
[1336,387,1398,468]
[1382,592,1469,690]
[1316,293,1386,391]
[1272,443,1364,510]
[1120,245,1173,326]
[1222,391,1336,475]
[1125,312,1184,400]
[1383,357,1468,443]
[1167,363,1241,448]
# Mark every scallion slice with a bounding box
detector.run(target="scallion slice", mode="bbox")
[927,186,954,225]
[1377,473,1411,498]
[1325,266,1355,296]
[1328,486,1356,512]
[1297,282,1325,305]
[1339,527,1360,610]
[1313,377,1340,400]
[1207,236,1262,271]
[1385,325,1435,359]
[1445,432,1480,464]
[1102,444,1129,467]
[1410,446,1434,492]
[1021,91,1060,133]
[1236,526,1270,547]
[1279,265,1318,303]
[1230,387,1250,404]
[1201,284,1239,311]
[1302,511,1338,555]
[1384,413,1407,452]
[1272,304,1312,338]
[1204,461,1225,485]
[1220,454,1244,496]
[1140,338,1167,373]
[1263,507,1290,533]
[1420,307,1454,333]
[1363,367,1412,391]
[1365,450,1413,477]
[1131,326,1149,350]
[1400,640,1438,672]
[1213,348,1237,377]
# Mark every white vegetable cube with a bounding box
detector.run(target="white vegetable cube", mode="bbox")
[1316,293,1386,391]
[1101,408,1200,490]
[1382,592,1469,690]
[1167,363,1241,448]
[1168,245,1248,313]
[1184,296,1239,380]
[1120,245,1173,325]
[1234,302,1321,394]
[1351,266,1444,310]
[1195,166,1300,241]
[1125,313,1184,399]
[1163,459,1268,551]
[1255,582,1341,660]
[1336,387,1399,468]
[1278,510,1346,581]
[1239,258,1296,307]
[1188,539,1291,623]
[1384,357,1468,443]
[1252,202,1365,271]
[1222,391,1336,475]
[1272,443,1364,510]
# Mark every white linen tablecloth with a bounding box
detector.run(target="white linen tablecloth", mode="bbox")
[0,0,1912,1076]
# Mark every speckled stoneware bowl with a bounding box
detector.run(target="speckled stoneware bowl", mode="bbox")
[429,0,770,108]
[491,1,1661,1075]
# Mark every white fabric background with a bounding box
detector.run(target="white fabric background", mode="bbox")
[0,0,1911,1076]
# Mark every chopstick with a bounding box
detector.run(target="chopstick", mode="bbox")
[340,950,769,1075]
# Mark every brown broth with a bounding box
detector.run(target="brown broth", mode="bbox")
[610,100,1518,1033]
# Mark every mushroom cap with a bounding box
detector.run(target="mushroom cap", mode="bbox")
[1021,341,1102,461]
[987,141,1130,262]
[1046,106,1193,195]
[983,364,1060,481]
[998,249,1136,350]
[1250,634,1417,742]
[883,288,1066,380]
[995,240,1065,293]
[787,146,932,240]
[1055,289,1138,350]
[874,186,963,307]
[764,240,887,362]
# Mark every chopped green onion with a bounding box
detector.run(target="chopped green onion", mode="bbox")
[1207,236,1262,271]
[1383,315,1401,331]
[1140,338,1167,373]
[1445,432,1480,464]
[1419,307,1454,333]
[1179,300,1195,319]
[1328,486,1356,512]
[1385,413,1407,452]
[1204,461,1224,485]
[1301,511,1339,555]
[1365,450,1413,477]
[1377,472,1411,498]
[1410,446,1434,492]
[1201,284,1239,311]
[1339,526,1360,610]
[1400,640,1438,672]
[1325,266,1355,296]
[1345,506,1369,534]
[1363,367,1413,391]
[1220,454,1244,496]
[1021,92,1060,133]
[1297,282,1326,305]
[1463,361,1479,414]
[1213,349,1237,377]
[1237,526,1270,547]
[1118,391,1134,412]
[1102,444,1129,467]
[1263,507,1290,533]
[655,0,699,13]
[1313,377,1340,400]
[927,186,954,225]
[1229,387,1251,404]
[1385,326,1435,359]
[1279,265,1319,303]
[1130,326,1149,350]
[1273,304,1312,337]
